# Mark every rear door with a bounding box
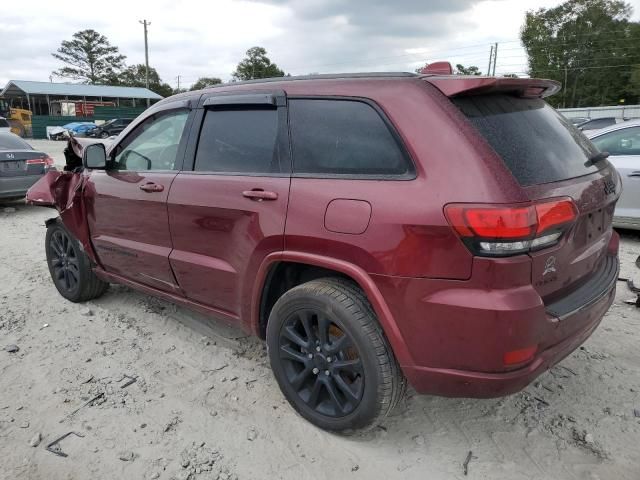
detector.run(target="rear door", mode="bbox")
[453,94,620,302]
[591,125,640,222]
[86,104,193,292]
[167,91,291,320]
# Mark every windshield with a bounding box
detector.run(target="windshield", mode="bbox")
[453,94,602,186]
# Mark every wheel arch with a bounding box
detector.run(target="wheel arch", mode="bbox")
[248,251,413,367]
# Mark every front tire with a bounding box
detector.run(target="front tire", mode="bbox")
[45,219,108,302]
[266,278,405,433]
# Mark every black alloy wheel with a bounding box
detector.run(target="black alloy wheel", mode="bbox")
[279,308,365,417]
[49,228,80,294]
[266,278,405,433]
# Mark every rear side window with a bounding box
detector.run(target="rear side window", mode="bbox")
[194,109,280,173]
[0,118,9,128]
[453,94,601,186]
[289,99,413,177]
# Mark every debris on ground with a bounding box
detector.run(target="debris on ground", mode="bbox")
[164,415,182,433]
[246,427,258,441]
[463,451,474,476]
[177,442,227,479]
[29,432,42,447]
[118,450,136,462]
[64,393,105,420]
[46,431,85,457]
[4,344,19,353]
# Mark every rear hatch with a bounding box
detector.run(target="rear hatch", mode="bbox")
[0,150,49,177]
[428,78,620,304]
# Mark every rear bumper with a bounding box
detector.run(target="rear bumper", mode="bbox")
[401,278,614,397]
[0,175,42,199]
[373,248,618,398]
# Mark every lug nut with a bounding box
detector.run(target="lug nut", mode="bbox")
[308,353,313,359]
[316,346,321,352]
[312,367,319,375]
[324,370,330,376]
[326,356,332,362]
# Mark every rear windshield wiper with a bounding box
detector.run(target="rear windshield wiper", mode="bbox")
[584,151,609,168]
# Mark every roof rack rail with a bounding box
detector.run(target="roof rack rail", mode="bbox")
[203,72,419,89]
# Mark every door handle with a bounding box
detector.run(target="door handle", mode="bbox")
[628,171,640,177]
[139,182,164,192]
[242,189,278,201]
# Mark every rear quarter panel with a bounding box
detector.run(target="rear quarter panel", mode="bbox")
[280,79,526,279]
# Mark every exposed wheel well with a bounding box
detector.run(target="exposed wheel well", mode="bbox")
[258,262,353,338]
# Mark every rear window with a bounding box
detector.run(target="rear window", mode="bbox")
[453,94,601,186]
[0,133,31,150]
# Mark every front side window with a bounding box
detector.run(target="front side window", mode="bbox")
[288,99,412,177]
[591,127,640,156]
[194,108,280,174]
[113,110,189,171]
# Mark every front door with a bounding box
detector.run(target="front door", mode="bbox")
[167,91,291,321]
[86,107,192,292]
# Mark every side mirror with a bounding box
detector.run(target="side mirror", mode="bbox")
[83,143,107,169]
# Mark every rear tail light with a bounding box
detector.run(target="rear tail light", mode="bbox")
[445,198,577,257]
[25,156,55,167]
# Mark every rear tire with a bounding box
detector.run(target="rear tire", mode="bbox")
[45,219,108,303]
[266,278,405,433]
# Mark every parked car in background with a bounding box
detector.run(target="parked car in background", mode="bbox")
[49,122,98,141]
[27,70,620,433]
[588,119,640,230]
[65,122,97,136]
[568,116,590,125]
[577,117,626,134]
[86,118,134,138]
[0,132,55,200]
[0,117,10,134]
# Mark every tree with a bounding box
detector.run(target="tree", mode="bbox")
[521,0,640,107]
[190,77,222,91]
[116,64,173,98]
[52,29,126,84]
[232,47,285,81]
[455,64,482,75]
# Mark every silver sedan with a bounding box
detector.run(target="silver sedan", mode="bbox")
[588,119,640,230]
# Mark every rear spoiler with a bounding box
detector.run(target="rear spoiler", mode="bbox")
[422,76,561,99]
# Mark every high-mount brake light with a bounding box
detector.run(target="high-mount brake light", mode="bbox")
[444,198,577,257]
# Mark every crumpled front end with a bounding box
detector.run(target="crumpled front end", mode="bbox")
[25,138,99,264]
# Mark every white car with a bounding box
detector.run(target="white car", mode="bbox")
[0,117,10,134]
[588,119,640,230]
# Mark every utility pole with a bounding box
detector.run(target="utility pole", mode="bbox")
[176,75,181,92]
[492,42,498,76]
[139,19,151,107]
[487,44,494,76]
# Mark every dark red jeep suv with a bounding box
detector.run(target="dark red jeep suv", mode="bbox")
[27,68,620,433]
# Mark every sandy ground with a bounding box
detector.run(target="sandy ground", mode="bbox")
[1,142,639,480]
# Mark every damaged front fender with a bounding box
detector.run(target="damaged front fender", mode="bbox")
[25,137,109,265]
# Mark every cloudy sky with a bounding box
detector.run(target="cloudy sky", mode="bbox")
[1,0,639,89]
